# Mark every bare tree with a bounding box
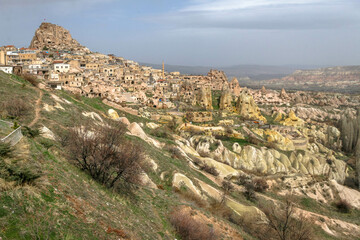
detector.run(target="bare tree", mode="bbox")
[66,121,143,189]
[220,180,234,204]
[261,198,313,240]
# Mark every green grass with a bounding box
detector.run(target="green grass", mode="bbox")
[212,90,221,110]
[0,120,13,138]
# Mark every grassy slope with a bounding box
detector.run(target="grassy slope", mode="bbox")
[0,73,250,239]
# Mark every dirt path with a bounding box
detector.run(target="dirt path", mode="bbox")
[29,90,43,127]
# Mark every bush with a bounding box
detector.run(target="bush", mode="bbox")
[244,182,257,201]
[200,164,219,176]
[0,158,41,185]
[1,98,30,119]
[66,121,144,190]
[173,187,206,208]
[22,126,40,138]
[208,198,233,220]
[0,142,12,157]
[335,199,351,213]
[150,126,173,139]
[253,178,269,192]
[169,208,218,240]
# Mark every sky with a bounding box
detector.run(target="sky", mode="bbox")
[0,0,360,66]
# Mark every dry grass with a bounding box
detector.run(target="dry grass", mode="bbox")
[1,98,31,119]
[169,207,218,240]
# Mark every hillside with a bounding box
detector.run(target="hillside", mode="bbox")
[1,72,360,239]
[0,72,251,239]
[246,65,360,93]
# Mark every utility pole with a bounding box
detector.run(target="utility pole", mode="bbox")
[162,61,165,79]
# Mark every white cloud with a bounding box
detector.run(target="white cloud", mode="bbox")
[147,0,360,30]
[181,0,328,12]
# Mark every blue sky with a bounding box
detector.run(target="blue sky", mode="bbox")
[1,0,360,66]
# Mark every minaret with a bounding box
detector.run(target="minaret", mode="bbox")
[162,61,165,79]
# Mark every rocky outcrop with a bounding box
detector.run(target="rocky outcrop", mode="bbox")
[339,108,360,153]
[253,128,295,151]
[29,22,90,53]
[280,110,304,127]
[236,88,266,122]
[188,135,347,182]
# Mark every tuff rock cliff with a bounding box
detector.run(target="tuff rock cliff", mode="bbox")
[29,22,90,53]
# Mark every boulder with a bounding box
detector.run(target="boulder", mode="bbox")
[108,109,119,120]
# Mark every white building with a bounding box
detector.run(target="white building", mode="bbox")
[0,65,13,74]
[54,63,70,73]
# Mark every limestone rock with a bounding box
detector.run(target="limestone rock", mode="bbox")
[172,173,204,199]
[82,112,103,123]
[40,126,56,140]
[139,172,157,189]
[146,122,160,129]
[118,117,130,126]
[127,122,163,149]
[29,22,90,53]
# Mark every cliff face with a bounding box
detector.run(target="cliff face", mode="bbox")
[29,22,90,53]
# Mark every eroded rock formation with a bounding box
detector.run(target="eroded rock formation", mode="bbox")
[236,88,266,122]
[29,22,90,53]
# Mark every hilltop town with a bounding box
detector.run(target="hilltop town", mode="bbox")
[1,22,360,240]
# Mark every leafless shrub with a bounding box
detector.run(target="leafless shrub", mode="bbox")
[65,121,143,190]
[335,199,352,213]
[22,74,39,87]
[243,178,268,201]
[208,198,233,220]
[253,178,269,192]
[259,197,313,240]
[169,208,218,240]
[1,98,30,118]
[200,164,219,176]
[244,182,257,201]
[221,180,234,204]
